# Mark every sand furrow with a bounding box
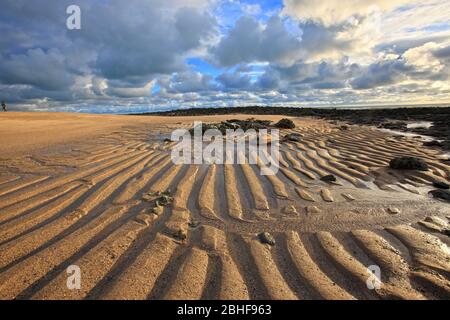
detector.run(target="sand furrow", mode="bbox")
[315,232,379,299]
[295,152,329,178]
[0,205,131,299]
[248,239,298,300]
[240,164,270,210]
[200,225,250,299]
[100,233,179,300]
[282,151,316,180]
[0,154,152,270]
[0,181,84,224]
[198,164,220,220]
[0,150,146,209]
[286,231,355,300]
[0,175,49,197]
[173,165,199,211]
[148,164,184,194]
[351,230,425,299]
[0,183,88,243]
[113,154,170,204]
[29,211,162,299]
[224,165,244,220]
[163,247,209,300]
[279,167,308,187]
[386,226,450,276]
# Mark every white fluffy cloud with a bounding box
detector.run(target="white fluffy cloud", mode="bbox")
[282,0,411,25]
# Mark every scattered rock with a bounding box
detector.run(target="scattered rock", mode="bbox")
[188,219,201,229]
[387,207,400,215]
[429,189,450,202]
[275,118,296,129]
[423,140,444,148]
[173,228,187,241]
[433,181,450,189]
[283,205,297,215]
[282,133,303,142]
[379,122,407,131]
[320,175,337,183]
[190,118,273,135]
[135,213,154,226]
[258,232,276,246]
[151,205,164,215]
[389,156,429,171]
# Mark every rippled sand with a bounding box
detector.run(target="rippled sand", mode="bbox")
[0,112,449,300]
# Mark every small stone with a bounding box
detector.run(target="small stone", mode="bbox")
[173,228,187,241]
[320,175,337,183]
[188,219,201,229]
[283,133,303,142]
[152,205,164,215]
[387,207,400,215]
[258,232,276,246]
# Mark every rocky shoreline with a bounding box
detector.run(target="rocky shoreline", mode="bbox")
[141,106,450,152]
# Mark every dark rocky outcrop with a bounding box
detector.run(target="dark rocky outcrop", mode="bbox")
[433,181,450,190]
[275,118,296,129]
[429,189,450,201]
[389,157,429,171]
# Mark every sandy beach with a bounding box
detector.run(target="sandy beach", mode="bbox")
[0,112,449,300]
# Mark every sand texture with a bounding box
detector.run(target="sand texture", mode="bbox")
[0,112,449,300]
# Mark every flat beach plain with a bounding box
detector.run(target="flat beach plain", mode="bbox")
[0,112,449,300]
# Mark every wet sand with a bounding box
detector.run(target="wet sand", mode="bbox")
[0,112,449,300]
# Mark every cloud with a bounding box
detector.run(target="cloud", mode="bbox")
[0,0,449,111]
[212,16,304,66]
[282,0,411,25]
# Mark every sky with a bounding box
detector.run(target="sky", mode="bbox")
[1,0,450,113]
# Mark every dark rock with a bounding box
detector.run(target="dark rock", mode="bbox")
[380,122,407,130]
[389,157,429,171]
[423,140,444,148]
[275,118,296,129]
[340,125,349,130]
[282,133,303,142]
[258,232,276,246]
[173,229,187,241]
[433,181,450,189]
[429,189,450,201]
[320,175,337,183]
